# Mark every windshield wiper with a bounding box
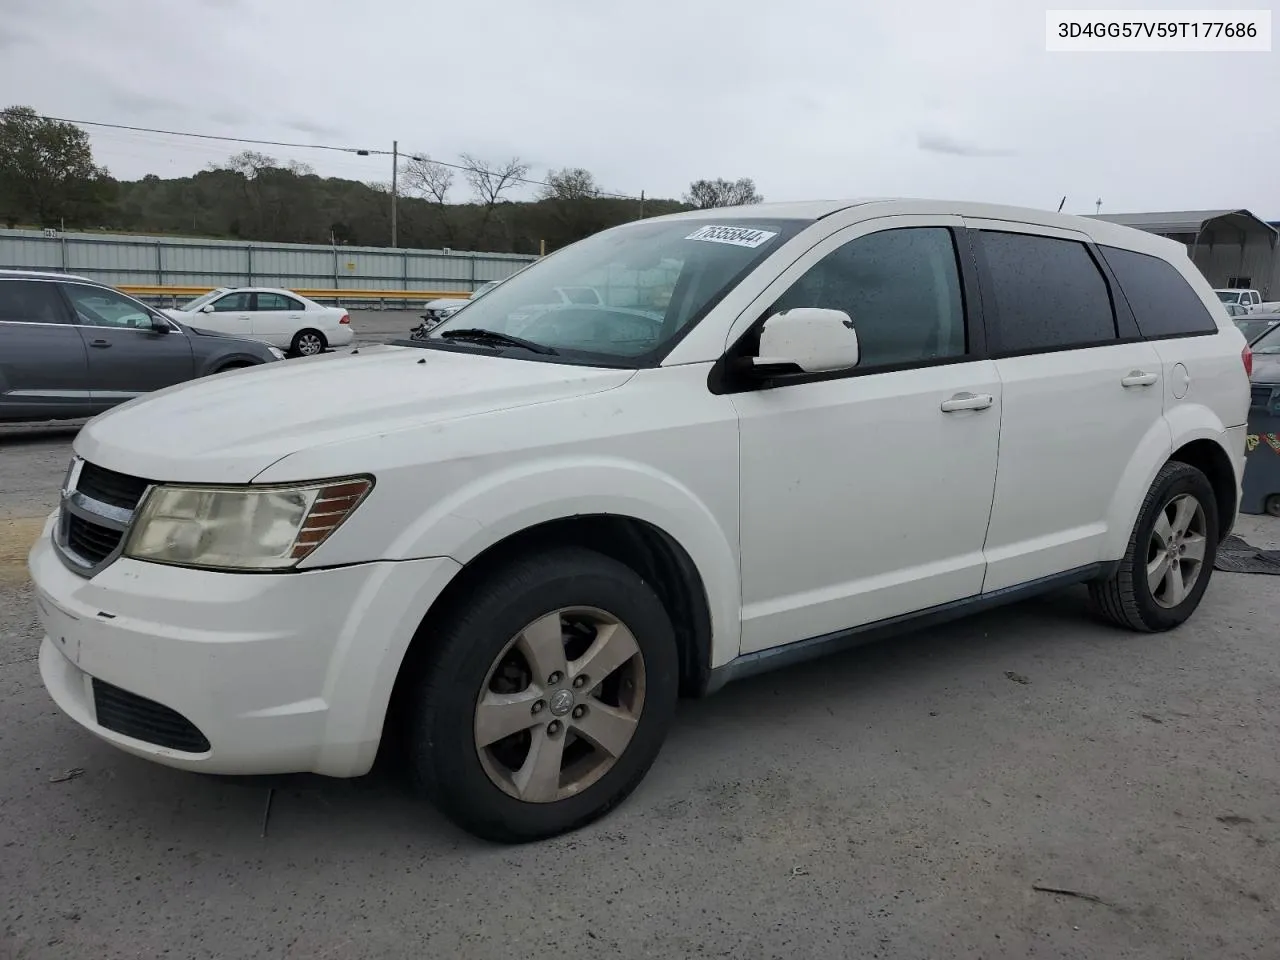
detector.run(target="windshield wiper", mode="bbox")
[437,328,559,355]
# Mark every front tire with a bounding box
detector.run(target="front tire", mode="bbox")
[1089,461,1219,632]
[406,548,679,843]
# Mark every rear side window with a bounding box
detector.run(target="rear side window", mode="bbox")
[0,280,69,324]
[977,231,1116,354]
[1098,245,1218,338]
[255,293,302,311]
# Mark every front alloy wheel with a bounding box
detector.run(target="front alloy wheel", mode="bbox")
[406,548,678,843]
[475,607,646,803]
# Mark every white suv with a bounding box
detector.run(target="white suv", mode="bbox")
[29,200,1252,842]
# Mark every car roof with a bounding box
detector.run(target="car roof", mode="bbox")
[644,198,1188,259]
[0,268,95,283]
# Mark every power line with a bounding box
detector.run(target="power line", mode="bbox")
[38,114,641,200]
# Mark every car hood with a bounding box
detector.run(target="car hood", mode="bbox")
[422,297,467,311]
[73,344,635,482]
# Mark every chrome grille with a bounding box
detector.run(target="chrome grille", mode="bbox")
[54,458,153,577]
[76,462,152,510]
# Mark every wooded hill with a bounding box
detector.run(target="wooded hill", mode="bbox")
[1,106,765,254]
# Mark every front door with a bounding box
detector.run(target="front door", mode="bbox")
[201,290,255,338]
[731,218,1002,654]
[60,283,196,399]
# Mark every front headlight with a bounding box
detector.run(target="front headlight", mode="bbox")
[268,346,286,360]
[124,477,372,571]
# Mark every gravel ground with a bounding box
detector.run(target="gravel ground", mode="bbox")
[2,388,1279,958]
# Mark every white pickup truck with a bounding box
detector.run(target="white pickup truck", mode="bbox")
[1215,288,1280,314]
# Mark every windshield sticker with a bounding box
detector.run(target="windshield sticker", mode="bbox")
[685,225,778,249]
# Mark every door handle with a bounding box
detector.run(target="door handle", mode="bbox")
[1121,370,1158,387]
[940,392,993,413]
[89,339,111,348]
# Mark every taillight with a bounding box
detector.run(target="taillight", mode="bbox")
[1242,344,1252,377]
[339,313,350,325]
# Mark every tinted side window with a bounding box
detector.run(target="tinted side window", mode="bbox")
[0,280,70,324]
[1098,245,1218,337]
[255,293,302,311]
[212,292,253,312]
[62,284,155,328]
[978,231,1116,354]
[769,227,967,367]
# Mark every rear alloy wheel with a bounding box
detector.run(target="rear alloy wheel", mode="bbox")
[406,548,678,843]
[290,329,326,357]
[1089,461,1219,632]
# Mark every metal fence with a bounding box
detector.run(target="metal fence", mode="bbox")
[0,228,538,298]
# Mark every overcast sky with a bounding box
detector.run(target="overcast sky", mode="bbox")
[1,0,1276,218]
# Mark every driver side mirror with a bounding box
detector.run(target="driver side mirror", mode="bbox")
[752,307,860,375]
[150,316,171,334]
[200,303,215,314]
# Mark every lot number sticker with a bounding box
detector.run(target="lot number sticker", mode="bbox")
[685,225,778,248]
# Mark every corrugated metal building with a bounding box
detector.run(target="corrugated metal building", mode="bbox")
[1090,209,1280,298]
[0,228,537,293]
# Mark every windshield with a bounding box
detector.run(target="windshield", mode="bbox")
[1217,290,1242,304]
[179,288,229,311]
[1253,324,1280,354]
[427,218,807,364]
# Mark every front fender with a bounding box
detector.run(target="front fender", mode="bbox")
[388,456,743,670]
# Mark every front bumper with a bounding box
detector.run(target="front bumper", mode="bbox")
[30,514,460,777]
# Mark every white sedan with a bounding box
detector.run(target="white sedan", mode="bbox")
[164,287,354,356]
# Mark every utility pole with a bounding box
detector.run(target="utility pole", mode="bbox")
[391,140,399,248]
[1095,198,1102,215]
[639,190,645,220]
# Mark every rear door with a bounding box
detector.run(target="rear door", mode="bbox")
[250,291,306,346]
[0,279,92,420]
[963,221,1167,591]
[1098,242,1249,431]
[60,283,196,397]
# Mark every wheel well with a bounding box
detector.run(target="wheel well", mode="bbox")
[388,516,713,738]
[215,360,253,373]
[1170,438,1237,540]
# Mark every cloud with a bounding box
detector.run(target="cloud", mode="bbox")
[916,133,1015,158]
[208,109,251,125]
[0,25,29,50]
[104,88,180,115]
[284,119,345,140]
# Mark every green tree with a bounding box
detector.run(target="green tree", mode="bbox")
[0,106,115,227]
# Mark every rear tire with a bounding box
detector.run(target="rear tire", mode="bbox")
[1266,495,1280,519]
[405,548,679,843]
[290,329,326,357]
[1089,461,1219,632]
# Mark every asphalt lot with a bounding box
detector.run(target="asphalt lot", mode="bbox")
[2,344,1279,958]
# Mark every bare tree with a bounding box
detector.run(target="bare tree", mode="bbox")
[221,150,276,179]
[402,154,458,245]
[538,167,600,201]
[461,153,529,247]
[683,177,763,209]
